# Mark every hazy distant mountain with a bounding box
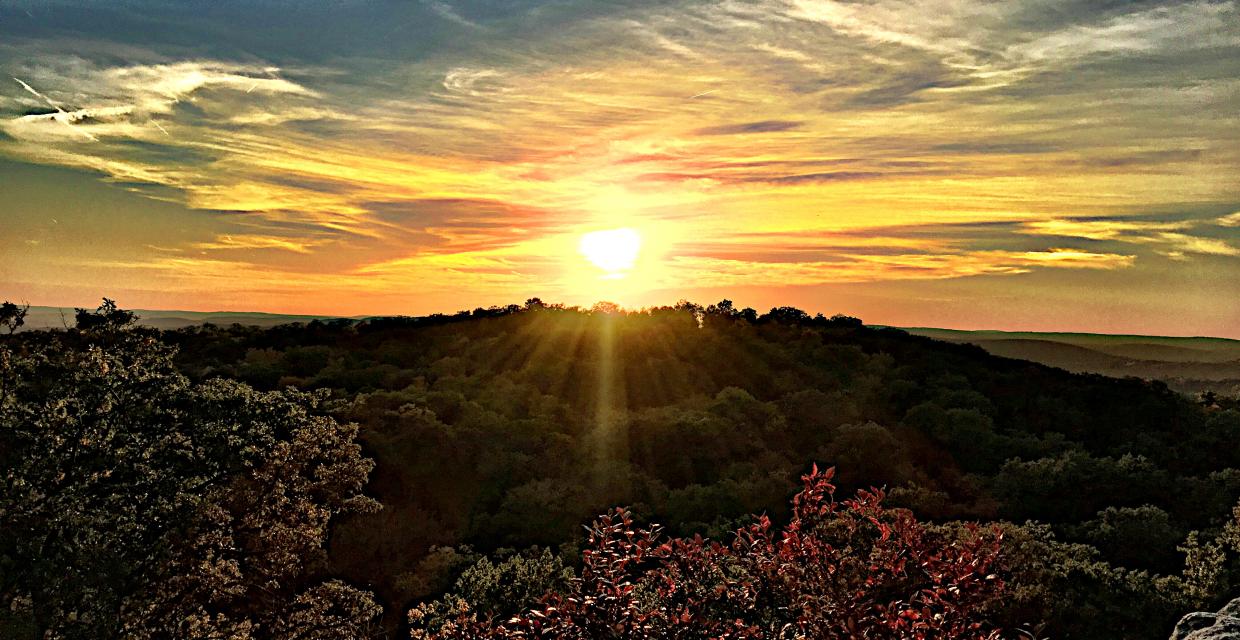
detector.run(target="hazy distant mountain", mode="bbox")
[901,327,1240,396]
[20,306,345,331]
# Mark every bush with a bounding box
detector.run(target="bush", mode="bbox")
[410,466,1007,639]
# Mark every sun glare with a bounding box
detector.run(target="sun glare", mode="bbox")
[579,228,642,278]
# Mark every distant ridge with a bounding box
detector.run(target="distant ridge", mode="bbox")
[894,326,1240,346]
[898,327,1240,396]
[20,306,349,330]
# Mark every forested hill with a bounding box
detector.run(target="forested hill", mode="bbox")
[161,301,1240,639]
[21,304,1240,396]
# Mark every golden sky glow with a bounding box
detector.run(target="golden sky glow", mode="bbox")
[1,0,1238,335]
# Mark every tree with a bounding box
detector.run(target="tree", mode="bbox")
[827,313,863,327]
[761,306,810,324]
[411,466,1007,639]
[0,301,28,334]
[74,297,136,331]
[591,301,624,315]
[706,299,736,317]
[409,548,574,632]
[1078,505,1183,571]
[817,422,915,489]
[0,309,381,639]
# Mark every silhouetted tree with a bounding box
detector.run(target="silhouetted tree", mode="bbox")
[591,301,623,315]
[761,306,811,324]
[74,297,136,331]
[706,299,736,316]
[828,313,864,327]
[0,301,28,334]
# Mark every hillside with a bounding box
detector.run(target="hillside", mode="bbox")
[157,303,1240,639]
[902,327,1240,396]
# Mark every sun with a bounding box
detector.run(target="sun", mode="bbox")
[579,228,642,278]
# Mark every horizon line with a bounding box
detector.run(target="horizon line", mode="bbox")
[13,300,1240,343]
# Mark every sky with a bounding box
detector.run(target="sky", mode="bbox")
[1,0,1238,336]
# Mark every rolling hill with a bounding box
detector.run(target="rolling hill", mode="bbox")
[901,327,1240,396]
[19,305,342,331]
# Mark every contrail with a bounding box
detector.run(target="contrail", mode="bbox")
[13,77,97,141]
[13,76,61,107]
[153,121,171,136]
[689,89,718,99]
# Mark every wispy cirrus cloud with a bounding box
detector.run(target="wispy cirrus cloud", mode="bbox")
[1153,233,1240,257]
[1021,218,1190,241]
[694,120,803,136]
[664,248,1135,288]
[190,234,330,254]
[1021,216,1240,258]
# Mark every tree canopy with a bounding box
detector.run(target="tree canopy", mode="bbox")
[0,301,380,638]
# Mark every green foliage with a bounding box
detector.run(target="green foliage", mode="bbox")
[395,546,482,602]
[1077,505,1184,572]
[452,548,574,618]
[975,521,1175,638]
[815,421,914,488]
[0,309,381,639]
[406,547,573,634]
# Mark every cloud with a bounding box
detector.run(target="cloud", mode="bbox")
[763,171,886,184]
[663,247,1134,288]
[658,219,1142,290]
[442,68,506,96]
[4,61,315,145]
[1004,1,1239,64]
[931,141,1058,155]
[191,234,330,254]
[694,120,803,135]
[1154,233,1239,257]
[1218,212,1240,227]
[1021,217,1240,258]
[1021,218,1189,241]
[1069,149,1204,169]
[839,61,969,109]
[420,0,482,29]
[85,246,540,302]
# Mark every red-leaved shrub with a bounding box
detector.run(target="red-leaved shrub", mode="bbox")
[410,466,1006,639]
